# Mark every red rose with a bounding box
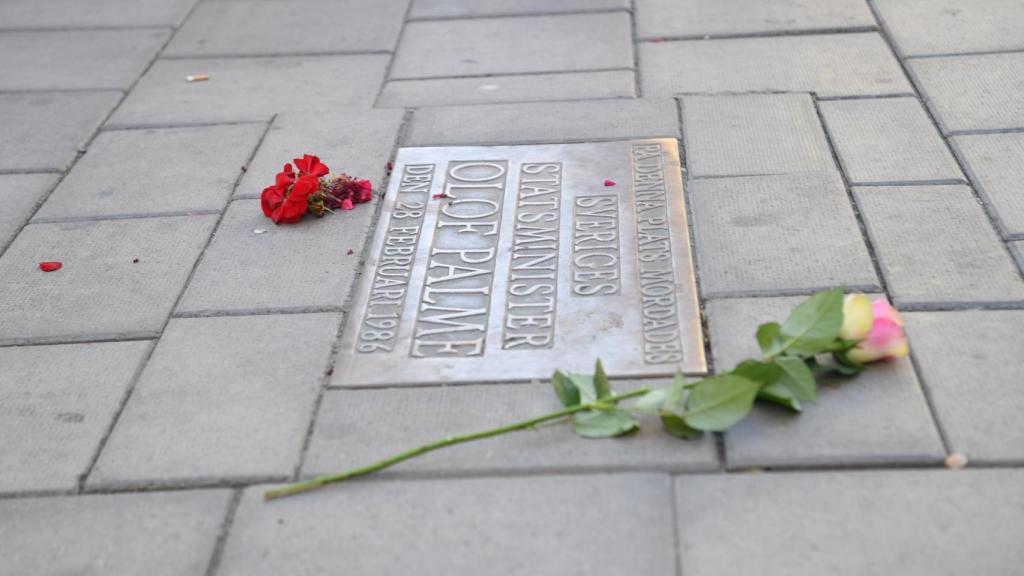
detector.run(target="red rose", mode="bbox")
[271,175,319,224]
[260,184,285,217]
[276,163,296,189]
[354,179,373,203]
[293,154,329,178]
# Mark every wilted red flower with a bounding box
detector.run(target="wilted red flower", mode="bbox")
[293,154,329,178]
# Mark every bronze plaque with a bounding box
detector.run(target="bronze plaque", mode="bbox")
[334,139,706,386]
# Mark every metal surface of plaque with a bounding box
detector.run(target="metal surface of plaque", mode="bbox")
[336,139,706,386]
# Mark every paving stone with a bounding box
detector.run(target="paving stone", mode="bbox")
[0,173,57,252]
[409,0,628,19]
[0,91,121,172]
[0,490,231,576]
[236,110,403,200]
[176,199,371,314]
[675,469,1024,576]
[854,185,1024,306]
[304,384,718,478]
[706,297,944,468]
[36,124,264,220]
[377,70,636,108]
[875,0,1024,56]
[221,475,676,576]
[0,215,218,345]
[905,310,1024,462]
[0,30,169,91]
[636,0,875,40]
[819,97,964,185]
[406,98,679,146]
[1012,241,1024,270]
[641,33,911,98]
[109,55,389,126]
[165,0,408,57]
[910,53,1024,133]
[682,93,835,178]
[89,313,338,488]
[391,13,633,79]
[690,173,879,297]
[952,132,1024,236]
[0,0,197,28]
[0,341,150,494]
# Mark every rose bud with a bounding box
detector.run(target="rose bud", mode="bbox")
[846,299,909,364]
[840,293,874,341]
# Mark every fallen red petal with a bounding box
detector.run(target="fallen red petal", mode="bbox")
[603,179,616,187]
[39,261,62,272]
[347,249,354,255]
[432,192,449,199]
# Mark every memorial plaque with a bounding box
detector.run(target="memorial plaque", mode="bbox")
[335,139,706,386]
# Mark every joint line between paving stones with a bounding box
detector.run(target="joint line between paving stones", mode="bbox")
[172,306,345,319]
[668,476,685,576]
[630,0,642,97]
[404,7,630,23]
[101,119,274,131]
[0,87,128,96]
[373,0,417,105]
[812,87,956,456]
[291,109,416,481]
[389,66,636,83]
[203,488,242,576]
[0,1,199,263]
[866,0,1024,272]
[158,49,393,61]
[31,210,223,225]
[947,127,1024,137]
[816,92,919,101]
[0,24,174,33]
[637,25,879,44]
[904,47,1024,60]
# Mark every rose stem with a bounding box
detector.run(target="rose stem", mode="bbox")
[264,387,651,500]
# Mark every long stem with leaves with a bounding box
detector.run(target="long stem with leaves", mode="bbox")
[265,387,650,500]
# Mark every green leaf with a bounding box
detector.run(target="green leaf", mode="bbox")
[633,388,667,413]
[568,373,598,404]
[779,288,845,356]
[774,357,816,402]
[756,322,783,355]
[683,374,762,432]
[757,381,802,412]
[660,411,702,439]
[593,359,611,399]
[551,370,581,407]
[732,360,782,386]
[572,409,638,438]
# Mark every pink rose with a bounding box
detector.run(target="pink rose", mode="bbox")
[846,299,909,364]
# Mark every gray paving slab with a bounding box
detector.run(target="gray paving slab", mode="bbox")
[0,490,231,576]
[820,97,964,185]
[303,383,718,478]
[641,32,912,98]
[377,70,636,108]
[0,29,169,91]
[165,0,408,57]
[36,124,264,220]
[0,173,57,251]
[409,0,628,19]
[681,93,835,178]
[706,297,944,468]
[0,0,197,29]
[391,13,633,79]
[854,185,1024,306]
[406,98,679,146]
[0,91,121,172]
[236,110,403,200]
[0,215,218,345]
[675,470,1024,576]
[910,52,1024,133]
[953,132,1024,236]
[221,475,676,576]
[875,0,1024,57]
[0,341,151,494]
[176,199,372,315]
[690,173,879,297]
[905,310,1024,462]
[636,0,875,40]
[109,55,389,126]
[1013,241,1024,270]
[88,313,339,488]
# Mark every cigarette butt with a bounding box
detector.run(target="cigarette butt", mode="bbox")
[186,74,210,82]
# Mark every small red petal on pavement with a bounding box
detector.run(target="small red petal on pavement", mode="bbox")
[132,258,140,263]
[652,37,664,43]
[432,192,449,199]
[603,179,616,187]
[39,261,62,272]
[347,249,354,255]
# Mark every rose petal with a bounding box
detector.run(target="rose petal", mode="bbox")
[432,192,449,200]
[346,249,354,255]
[39,261,62,272]
[603,179,616,187]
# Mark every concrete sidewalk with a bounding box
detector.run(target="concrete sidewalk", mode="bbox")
[1,0,1022,574]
